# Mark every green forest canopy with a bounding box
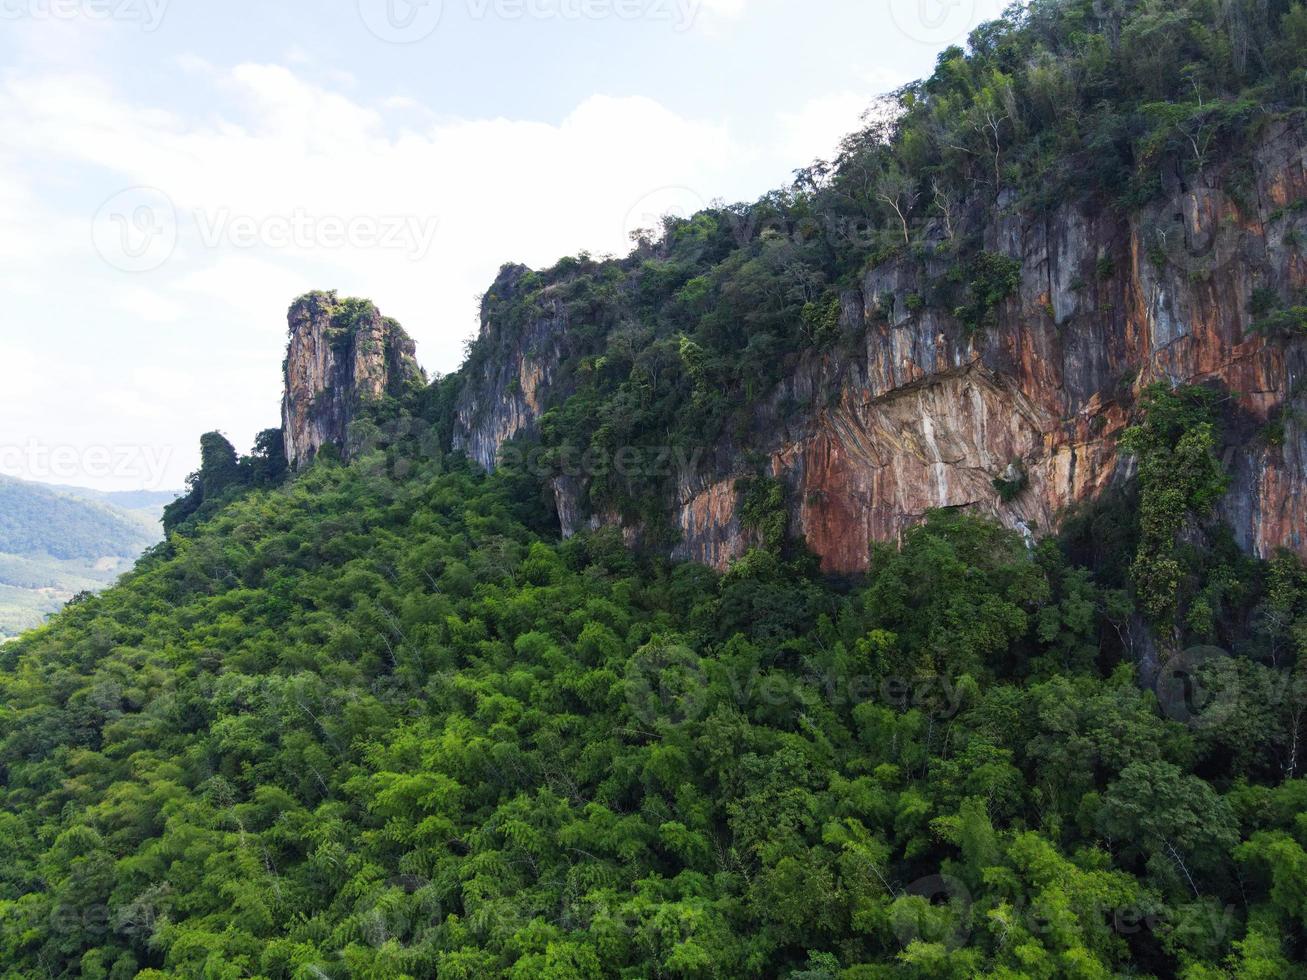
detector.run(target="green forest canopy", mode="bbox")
[2,374,1307,977]
[0,478,155,563]
[3,0,1307,976]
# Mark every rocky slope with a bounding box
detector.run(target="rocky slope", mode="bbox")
[451,121,1307,573]
[282,291,422,468]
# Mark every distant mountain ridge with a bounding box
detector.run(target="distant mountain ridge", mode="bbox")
[47,483,182,516]
[0,476,178,639]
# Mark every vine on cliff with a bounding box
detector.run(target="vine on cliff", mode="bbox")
[738,474,790,553]
[1121,384,1230,631]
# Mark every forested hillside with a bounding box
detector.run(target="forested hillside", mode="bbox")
[3,0,1307,977]
[3,386,1307,977]
[0,478,156,563]
[0,478,167,640]
[454,0,1307,546]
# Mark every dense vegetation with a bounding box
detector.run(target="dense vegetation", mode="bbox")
[0,478,155,564]
[162,431,288,535]
[0,478,165,639]
[3,0,1307,975]
[0,370,1305,977]
[0,554,136,642]
[464,0,1306,533]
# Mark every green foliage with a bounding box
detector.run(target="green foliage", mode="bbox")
[1121,385,1230,630]
[952,252,1023,336]
[3,2,1307,976]
[1252,305,1307,336]
[163,430,289,534]
[1250,286,1282,317]
[462,0,1304,537]
[0,479,162,639]
[992,460,1028,503]
[1248,283,1307,336]
[0,420,1303,977]
[738,475,789,552]
[0,476,154,562]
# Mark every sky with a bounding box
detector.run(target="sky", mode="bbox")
[0,0,1009,492]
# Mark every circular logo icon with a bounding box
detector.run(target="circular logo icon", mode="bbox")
[1145,187,1243,283]
[622,186,708,251]
[349,416,443,487]
[891,874,973,950]
[1155,645,1240,730]
[358,0,444,43]
[625,639,707,727]
[889,0,980,46]
[92,186,177,273]
[353,876,442,949]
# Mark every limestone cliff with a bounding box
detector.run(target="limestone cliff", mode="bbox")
[451,121,1307,573]
[282,292,422,468]
[452,265,569,470]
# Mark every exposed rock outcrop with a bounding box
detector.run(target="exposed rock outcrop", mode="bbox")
[282,292,422,469]
[454,122,1307,573]
[453,265,569,470]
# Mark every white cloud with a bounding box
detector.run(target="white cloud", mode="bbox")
[0,345,42,402]
[108,285,184,323]
[776,89,878,167]
[0,61,765,488]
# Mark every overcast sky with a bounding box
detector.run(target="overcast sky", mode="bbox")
[0,0,1008,491]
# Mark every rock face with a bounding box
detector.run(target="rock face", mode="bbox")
[454,122,1307,573]
[282,292,422,469]
[453,265,569,470]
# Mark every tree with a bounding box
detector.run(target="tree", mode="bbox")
[876,164,921,245]
[1099,761,1237,898]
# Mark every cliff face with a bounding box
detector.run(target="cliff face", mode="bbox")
[282,292,422,469]
[452,265,570,471]
[453,122,1307,573]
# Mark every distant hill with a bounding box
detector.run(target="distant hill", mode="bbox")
[0,476,178,639]
[47,483,180,519]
